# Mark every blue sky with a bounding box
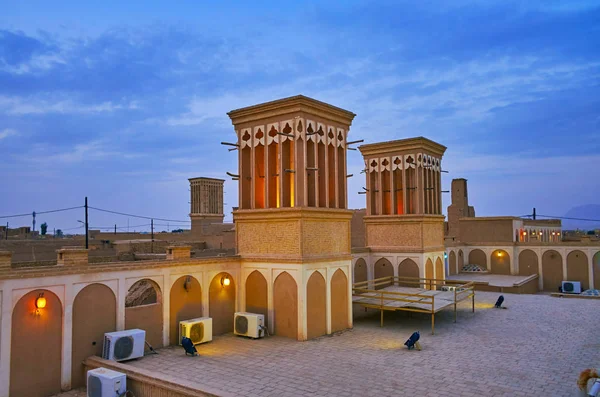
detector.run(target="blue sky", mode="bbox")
[1,0,599,232]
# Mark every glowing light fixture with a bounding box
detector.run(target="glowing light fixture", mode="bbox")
[496,251,503,257]
[35,293,46,309]
[221,276,231,287]
[539,231,543,236]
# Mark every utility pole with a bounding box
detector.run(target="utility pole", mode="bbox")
[533,207,536,220]
[32,211,36,233]
[5,222,8,240]
[53,228,55,239]
[114,224,117,235]
[151,219,154,241]
[85,197,89,249]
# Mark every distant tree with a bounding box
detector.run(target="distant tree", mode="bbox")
[40,222,48,235]
[56,229,64,238]
[587,230,595,235]
[172,228,184,233]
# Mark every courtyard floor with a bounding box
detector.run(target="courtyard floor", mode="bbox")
[58,291,599,397]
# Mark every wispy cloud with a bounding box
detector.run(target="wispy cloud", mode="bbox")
[0,128,18,140]
[0,95,139,115]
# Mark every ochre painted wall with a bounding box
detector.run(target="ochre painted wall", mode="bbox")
[273,272,298,339]
[306,272,327,339]
[459,218,514,243]
[542,250,563,292]
[11,289,62,397]
[354,258,367,284]
[490,250,510,275]
[449,251,457,275]
[374,258,393,289]
[209,272,236,335]
[518,250,539,276]
[125,279,163,349]
[245,270,268,327]
[169,275,203,345]
[72,284,116,388]
[468,249,487,269]
[566,250,589,290]
[330,269,349,333]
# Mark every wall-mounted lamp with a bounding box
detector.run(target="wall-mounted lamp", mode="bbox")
[221,275,231,287]
[496,251,503,257]
[35,293,46,314]
[183,276,192,292]
[539,232,543,236]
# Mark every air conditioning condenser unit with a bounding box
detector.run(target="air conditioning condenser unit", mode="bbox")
[102,329,145,362]
[562,281,582,294]
[87,367,126,397]
[179,317,212,345]
[234,312,265,339]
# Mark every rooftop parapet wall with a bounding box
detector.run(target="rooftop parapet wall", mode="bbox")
[56,247,88,266]
[0,251,11,269]
[364,214,445,253]
[166,246,191,260]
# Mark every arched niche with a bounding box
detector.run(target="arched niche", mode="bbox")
[273,272,298,339]
[594,251,600,290]
[209,272,236,335]
[398,258,419,287]
[435,257,444,280]
[170,275,202,345]
[72,283,116,388]
[246,270,268,327]
[306,271,327,339]
[491,249,510,275]
[518,250,538,276]
[468,249,487,269]
[567,250,589,290]
[331,269,349,333]
[125,279,163,349]
[354,258,367,284]
[374,258,393,289]
[449,251,457,275]
[541,250,563,292]
[11,289,62,397]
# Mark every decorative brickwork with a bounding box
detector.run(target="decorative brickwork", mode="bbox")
[364,215,445,253]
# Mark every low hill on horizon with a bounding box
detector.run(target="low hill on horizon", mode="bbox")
[562,204,600,231]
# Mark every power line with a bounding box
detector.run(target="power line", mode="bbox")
[536,214,600,223]
[88,206,190,223]
[0,205,84,219]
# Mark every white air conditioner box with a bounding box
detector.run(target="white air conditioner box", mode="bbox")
[87,367,126,397]
[179,317,212,345]
[102,329,145,362]
[562,281,582,294]
[234,312,265,338]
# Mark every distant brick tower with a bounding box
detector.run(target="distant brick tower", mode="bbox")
[228,95,355,340]
[358,137,447,285]
[446,178,475,240]
[189,177,225,232]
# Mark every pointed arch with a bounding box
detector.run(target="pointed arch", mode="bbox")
[398,258,420,287]
[449,251,457,275]
[491,249,510,275]
[246,270,268,327]
[354,258,367,284]
[170,275,202,345]
[518,249,538,276]
[125,279,163,349]
[331,269,349,333]
[542,250,563,291]
[307,271,327,339]
[468,249,487,269]
[11,289,62,397]
[435,257,444,281]
[72,283,116,388]
[425,258,434,290]
[567,250,589,290]
[374,257,393,289]
[273,272,298,339]
[209,272,236,335]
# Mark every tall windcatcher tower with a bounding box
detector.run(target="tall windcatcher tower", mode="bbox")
[227,95,356,341]
[189,177,225,228]
[358,137,447,282]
